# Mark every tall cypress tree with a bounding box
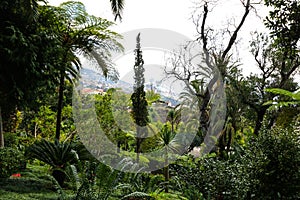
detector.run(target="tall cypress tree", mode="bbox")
[130,33,149,163]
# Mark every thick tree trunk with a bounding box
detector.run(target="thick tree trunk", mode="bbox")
[55,70,65,142]
[0,106,4,148]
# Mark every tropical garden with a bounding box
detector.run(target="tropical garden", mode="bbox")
[0,0,299,199]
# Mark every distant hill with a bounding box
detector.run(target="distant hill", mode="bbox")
[80,67,180,106]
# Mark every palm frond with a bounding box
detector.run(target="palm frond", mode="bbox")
[25,139,78,168]
[110,0,125,21]
[122,191,153,200]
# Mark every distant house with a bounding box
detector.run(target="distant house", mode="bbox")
[81,88,103,95]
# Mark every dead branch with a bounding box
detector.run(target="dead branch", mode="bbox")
[222,0,251,59]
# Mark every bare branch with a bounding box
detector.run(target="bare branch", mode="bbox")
[201,2,209,52]
[222,0,251,59]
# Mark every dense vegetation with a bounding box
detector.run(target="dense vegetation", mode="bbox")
[0,0,299,199]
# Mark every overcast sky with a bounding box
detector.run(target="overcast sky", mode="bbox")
[47,0,270,77]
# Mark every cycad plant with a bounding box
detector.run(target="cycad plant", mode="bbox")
[26,139,78,186]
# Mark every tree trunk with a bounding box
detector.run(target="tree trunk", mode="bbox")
[253,107,267,135]
[164,148,169,193]
[136,126,141,163]
[0,106,4,148]
[55,70,65,142]
[136,138,140,164]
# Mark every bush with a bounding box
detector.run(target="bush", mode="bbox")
[3,132,19,148]
[0,147,26,178]
[171,154,252,200]
[171,126,300,200]
[249,127,300,199]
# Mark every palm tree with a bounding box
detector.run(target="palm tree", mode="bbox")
[166,105,181,135]
[109,0,125,21]
[42,2,123,142]
[145,90,161,105]
[158,123,179,193]
[152,106,181,193]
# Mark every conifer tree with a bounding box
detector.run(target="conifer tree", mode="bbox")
[130,33,149,163]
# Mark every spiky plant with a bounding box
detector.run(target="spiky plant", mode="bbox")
[26,139,78,186]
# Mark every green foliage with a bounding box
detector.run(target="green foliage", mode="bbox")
[150,192,189,200]
[145,90,161,105]
[264,88,300,109]
[0,147,26,178]
[0,162,75,200]
[0,177,66,200]
[26,139,78,169]
[94,92,130,151]
[72,160,129,200]
[30,106,56,138]
[250,127,300,199]
[265,0,300,52]
[171,126,300,199]
[131,33,149,127]
[171,154,253,199]
[122,172,163,195]
[3,132,19,148]
[122,191,153,199]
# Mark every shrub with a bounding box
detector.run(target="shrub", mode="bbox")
[249,127,300,199]
[0,147,26,178]
[171,154,252,200]
[171,126,300,200]
[3,132,19,148]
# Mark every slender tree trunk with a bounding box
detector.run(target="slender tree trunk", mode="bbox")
[34,122,38,138]
[55,70,65,142]
[136,138,140,163]
[0,106,4,148]
[164,148,169,193]
[253,107,267,136]
[136,126,140,163]
[117,141,121,153]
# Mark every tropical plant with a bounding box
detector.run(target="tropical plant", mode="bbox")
[109,0,125,21]
[25,139,78,186]
[39,1,123,142]
[72,161,123,200]
[157,123,180,193]
[121,171,163,200]
[264,88,300,108]
[145,90,161,105]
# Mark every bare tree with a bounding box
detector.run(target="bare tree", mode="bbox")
[165,0,253,153]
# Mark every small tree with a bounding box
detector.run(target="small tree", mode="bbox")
[130,33,149,163]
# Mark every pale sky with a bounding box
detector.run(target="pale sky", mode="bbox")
[47,0,270,77]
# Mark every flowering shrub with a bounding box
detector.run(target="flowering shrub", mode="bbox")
[0,147,26,178]
[11,173,21,178]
